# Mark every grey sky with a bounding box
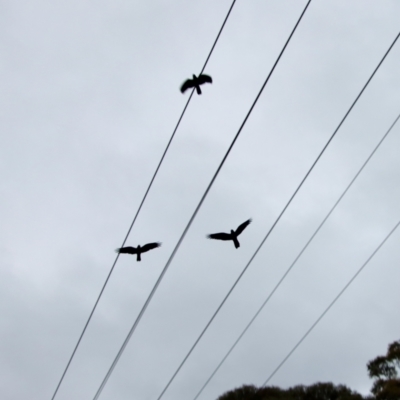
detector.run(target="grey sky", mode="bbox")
[1,1,400,400]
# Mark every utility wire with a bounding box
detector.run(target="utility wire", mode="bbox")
[92,2,312,399]
[191,110,400,400]
[156,26,400,400]
[49,2,237,399]
[155,3,316,400]
[262,218,400,387]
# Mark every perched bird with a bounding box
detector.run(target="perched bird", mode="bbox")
[207,219,252,249]
[180,74,212,95]
[116,242,161,262]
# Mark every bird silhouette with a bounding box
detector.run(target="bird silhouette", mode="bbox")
[207,219,251,249]
[115,242,161,262]
[180,74,212,95]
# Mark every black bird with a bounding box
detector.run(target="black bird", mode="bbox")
[115,242,161,262]
[207,219,252,249]
[180,74,212,95]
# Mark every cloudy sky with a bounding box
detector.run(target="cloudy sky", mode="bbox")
[1,1,400,399]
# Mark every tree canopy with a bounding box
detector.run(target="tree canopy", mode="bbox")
[215,339,400,400]
[367,340,400,399]
[217,382,364,400]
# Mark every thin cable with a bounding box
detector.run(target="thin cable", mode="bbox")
[159,20,400,400]
[191,110,400,400]
[157,26,400,400]
[49,2,237,400]
[92,2,312,399]
[262,218,400,386]
[154,3,317,400]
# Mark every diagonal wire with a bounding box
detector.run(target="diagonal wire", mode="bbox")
[157,26,400,400]
[92,2,312,399]
[191,110,400,400]
[262,218,400,387]
[49,2,238,399]
[155,3,317,400]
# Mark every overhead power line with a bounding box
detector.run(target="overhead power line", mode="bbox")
[191,110,400,400]
[262,218,400,387]
[154,26,400,400]
[49,2,238,399]
[91,2,313,400]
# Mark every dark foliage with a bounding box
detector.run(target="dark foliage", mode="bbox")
[367,340,400,399]
[215,340,400,400]
[216,383,364,400]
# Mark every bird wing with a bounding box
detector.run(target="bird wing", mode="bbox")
[197,74,212,84]
[116,246,137,254]
[180,79,195,93]
[140,242,162,253]
[207,233,232,241]
[235,219,252,236]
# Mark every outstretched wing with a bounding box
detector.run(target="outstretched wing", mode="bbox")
[116,246,137,254]
[141,242,162,253]
[180,79,195,93]
[207,232,232,241]
[235,219,252,236]
[197,74,212,85]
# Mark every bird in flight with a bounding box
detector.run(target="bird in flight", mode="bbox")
[180,74,212,95]
[116,242,161,262]
[207,219,252,249]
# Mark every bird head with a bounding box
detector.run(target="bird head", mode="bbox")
[192,74,197,80]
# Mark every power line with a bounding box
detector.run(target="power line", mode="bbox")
[155,3,317,400]
[191,110,400,400]
[155,26,400,400]
[49,2,238,399]
[91,2,313,399]
[262,218,400,387]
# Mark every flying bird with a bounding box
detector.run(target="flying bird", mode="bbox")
[207,219,252,249]
[115,242,161,262]
[180,74,212,95]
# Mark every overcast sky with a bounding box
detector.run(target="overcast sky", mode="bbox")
[1,1,400,400]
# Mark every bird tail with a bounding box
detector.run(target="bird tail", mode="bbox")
[137,253,141,262]
[233,238,240,249]
[196,86,202,95]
